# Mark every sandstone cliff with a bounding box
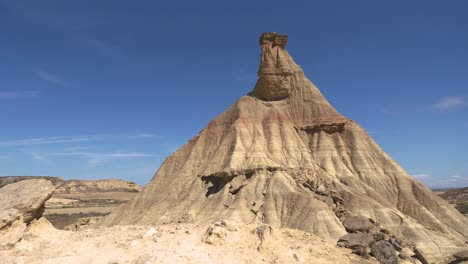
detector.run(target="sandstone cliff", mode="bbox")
[102,33,468,262]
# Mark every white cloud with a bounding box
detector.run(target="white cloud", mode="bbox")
[412,174,432,180]
[128,133,159,139]
[0,136,99,147]
[50,151,154,168]
[412,173,468,189]
[33,68,69,88]
[0,90,40,99]
[433,96,467,111]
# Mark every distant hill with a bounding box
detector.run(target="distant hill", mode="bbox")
[438,187,468,217]
[56,179,142,193]
[0,176,142,193]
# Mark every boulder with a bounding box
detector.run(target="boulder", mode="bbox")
[0,179,57,248]
[342,216,375,233]
[0,179,57,225]
[370,241,398,264]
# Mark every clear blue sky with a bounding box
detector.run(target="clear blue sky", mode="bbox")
[1,0,467,188]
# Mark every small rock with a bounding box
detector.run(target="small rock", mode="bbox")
[316,184,328,195]
[370,241,398,264]
[389,237,402,251]
[143,227,157,238]
[399,247,415,258]
[351,245,369,258]
[373,232,386,242]
[219,220,238,232]
[337,233,374,248]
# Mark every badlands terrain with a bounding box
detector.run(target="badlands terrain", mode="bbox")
[438,188,468,218]
[1,33,468,263]
[0,177,141,230]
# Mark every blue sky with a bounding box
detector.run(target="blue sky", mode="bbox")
[0,0,467,188]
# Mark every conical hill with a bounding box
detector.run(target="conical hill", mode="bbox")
[102,32,468,262]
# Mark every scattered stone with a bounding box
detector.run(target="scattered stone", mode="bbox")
[143,227,157,238]
[315,185,328,195]
[338,233,374,248]
[203,220,238,245]
[388,237,402,251]
[370,241,398,264]
[351,245,369,258]
[373,232,386,242]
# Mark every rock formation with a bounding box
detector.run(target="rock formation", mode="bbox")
[0,179,58,249]
[0,176,62,189]
[102,32,468,262]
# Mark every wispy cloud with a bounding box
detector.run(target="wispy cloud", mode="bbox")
[412,173,468,189]
[0,90,40,99]
[433,96,467,111]
[128,133,159,139]
[0,136,99,147]
[50,151,154,167]
[33,68,69,88]
[63,146,90,151]
[76,36,128,60]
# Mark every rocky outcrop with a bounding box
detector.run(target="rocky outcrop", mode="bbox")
[55,179,142,193]
[102,32,468,263]
[0,179,57,248]
[0,176,62,189]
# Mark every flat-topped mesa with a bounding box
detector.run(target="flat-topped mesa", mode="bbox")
[251,32,304,101]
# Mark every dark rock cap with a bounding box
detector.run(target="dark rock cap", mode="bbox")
[259,32,288,48]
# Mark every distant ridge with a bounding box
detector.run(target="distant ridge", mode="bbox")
[0,176,63,189]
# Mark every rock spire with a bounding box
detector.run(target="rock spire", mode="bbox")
[102,33,468,263]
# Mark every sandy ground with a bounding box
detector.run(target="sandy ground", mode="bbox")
[0,218,376,264]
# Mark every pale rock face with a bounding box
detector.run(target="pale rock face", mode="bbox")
[102,32,468,262]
